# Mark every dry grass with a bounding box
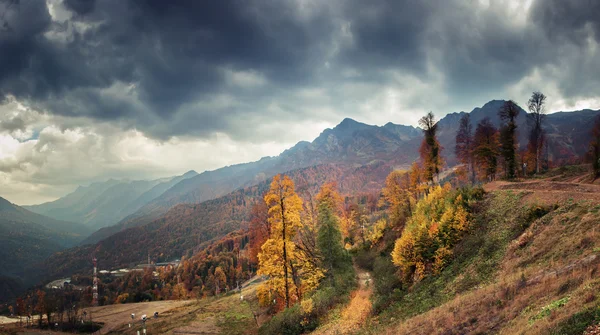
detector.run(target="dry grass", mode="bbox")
[389,262,600,334]
[107,281,262,335]
[312,270,373,335]
[380,197,600,334]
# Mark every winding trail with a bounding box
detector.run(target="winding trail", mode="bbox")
[311,268,373,335]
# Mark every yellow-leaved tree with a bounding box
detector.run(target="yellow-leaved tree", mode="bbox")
[381,170,414,228]
[391,183,470,284]
[257,174,324,309]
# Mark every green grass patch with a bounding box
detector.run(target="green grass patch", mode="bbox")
[529,296,571,324]
[550,306,600,335]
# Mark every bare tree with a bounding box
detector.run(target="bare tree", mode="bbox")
[527,91,547,174]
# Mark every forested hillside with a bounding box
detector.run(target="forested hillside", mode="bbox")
[35,163,390,283]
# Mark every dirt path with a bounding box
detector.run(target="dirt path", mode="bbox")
[311,268,373,335]
[484,180,600,205]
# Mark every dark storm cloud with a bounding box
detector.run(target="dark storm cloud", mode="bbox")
[0,0,340,139]
[339,0,434,73]
[527,0,600,98]
[63,0,95,16]
[1,0,600,141]
[530,0,600,44]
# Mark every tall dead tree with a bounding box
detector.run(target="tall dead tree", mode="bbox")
[418,112,443,183]
[527,91,547,174]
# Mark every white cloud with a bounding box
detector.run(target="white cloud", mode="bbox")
[222,68,267,88]
[0,102,304,205]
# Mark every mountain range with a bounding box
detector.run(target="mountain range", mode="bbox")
[81,100,599,245]
[24,171,199,231]
[80,118,423,244]
[5,100,599,302]
[0,196,92,300]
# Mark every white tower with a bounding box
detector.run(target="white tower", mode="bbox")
[92,257,98,306]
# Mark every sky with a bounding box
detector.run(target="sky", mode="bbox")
[0,0,599,205]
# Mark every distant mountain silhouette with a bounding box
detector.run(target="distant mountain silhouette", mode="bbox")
[0,196,92,301]
[84,118,422,244]
[25,171,199,231]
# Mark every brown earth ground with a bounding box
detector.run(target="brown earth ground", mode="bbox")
[107,279,262,335]
[484,179,600,206]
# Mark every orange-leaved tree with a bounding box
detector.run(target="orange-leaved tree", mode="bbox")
[473,117,499,182]
[35,290,46,327]
[248,197,269,264]
[409,161,427,198]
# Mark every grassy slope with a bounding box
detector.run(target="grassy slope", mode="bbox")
[356,185,600,334]
[108,280,263,335]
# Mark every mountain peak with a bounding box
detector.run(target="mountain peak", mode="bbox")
[332,118,371,132]
[183,170,198,178]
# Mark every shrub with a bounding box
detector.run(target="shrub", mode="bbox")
[525,205,551,223]
[258,305,310,335]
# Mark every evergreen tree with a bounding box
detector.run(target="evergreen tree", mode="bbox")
[498,100,520,179]
[316,183,346,286]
